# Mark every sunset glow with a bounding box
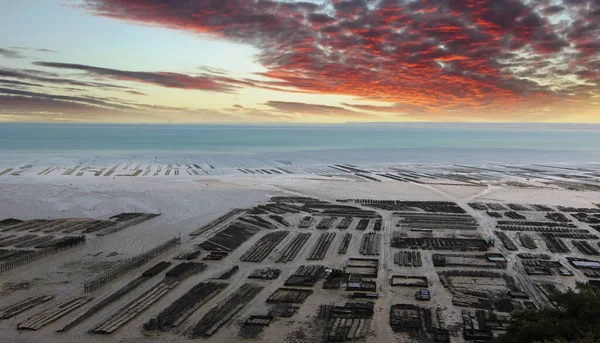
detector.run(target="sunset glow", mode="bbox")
[1,0,599,123]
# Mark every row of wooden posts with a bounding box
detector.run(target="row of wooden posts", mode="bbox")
[83,237,179,293]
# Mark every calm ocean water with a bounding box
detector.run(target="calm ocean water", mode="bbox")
[0,123,599,164]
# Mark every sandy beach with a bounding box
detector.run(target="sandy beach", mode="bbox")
[1,161,599,343]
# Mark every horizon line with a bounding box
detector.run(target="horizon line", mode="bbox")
[2,121,600,126]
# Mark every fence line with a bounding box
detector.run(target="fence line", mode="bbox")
[0,236,86,275]
[83,237,179,292]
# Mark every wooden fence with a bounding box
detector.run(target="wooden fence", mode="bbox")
[0,236,86,274]
[83,237,179,292]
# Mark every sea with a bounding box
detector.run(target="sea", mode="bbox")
[0,123,599,165]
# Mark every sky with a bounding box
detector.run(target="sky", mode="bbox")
[0,0,599,123]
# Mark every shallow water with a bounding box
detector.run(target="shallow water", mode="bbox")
[1,123,599,164]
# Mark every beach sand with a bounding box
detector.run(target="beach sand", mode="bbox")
[0,165,599,343]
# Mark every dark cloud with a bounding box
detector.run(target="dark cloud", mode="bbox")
[0,94,180,123]
[1,47,57,60]
[341,102,430,113]
[125,90,147,96]
[34,62,240,93]
[308,13,335,24]
[33,61,309,94]
[265,101,371,117]
[0,48,25,59]
[0,88,246,123]
[0,95,113,115]
[541,5,566,15]
[197,66,228,75]
[0,68,129,89]
[0,79,44,87]
[9,46,57,53]
[0,87,134,111]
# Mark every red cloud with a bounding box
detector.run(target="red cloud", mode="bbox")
[78,0,599,117]
[32,62,309,94]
